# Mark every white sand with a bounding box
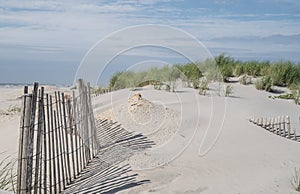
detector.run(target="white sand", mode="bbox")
[1,83,300,193]
[94,83,300,194]
[0,86,23,161]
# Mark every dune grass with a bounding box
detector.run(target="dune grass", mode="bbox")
[216,54,300,89]
[106,54,300,97]
[291,168,300,192]
[0,153,17,192]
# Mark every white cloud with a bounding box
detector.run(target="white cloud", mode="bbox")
[0,0,299,62]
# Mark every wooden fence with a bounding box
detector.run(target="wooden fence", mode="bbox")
[249,116,299,142]
[16,79,98,194]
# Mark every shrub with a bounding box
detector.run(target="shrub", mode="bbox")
[191,79,199,89]
[239,75,252,85]
[199,78,208,96]
[154,84,161,90]
[165,84,170,92]
[225,84,233,97]
[234,64,245,77]
[270,61,298,87]
[215,54,234,82]
[255,76,272,92]
[221,65,234,82]
[7,105,21,113]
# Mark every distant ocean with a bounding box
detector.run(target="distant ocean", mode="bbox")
[0,83,58,88]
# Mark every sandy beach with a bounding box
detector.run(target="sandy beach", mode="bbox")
[1,82,300,193]
[94,82,300,193]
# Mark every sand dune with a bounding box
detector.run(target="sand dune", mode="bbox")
[94,83,300,193]
[1,82,300,193]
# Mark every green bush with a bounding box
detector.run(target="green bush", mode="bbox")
[215,54,234,82]
[199,78,208,96]
[221,65,234,82]
[255,76,272,92]
[234,64,245,77]
[239,75,252,85]
[269,61,299,87]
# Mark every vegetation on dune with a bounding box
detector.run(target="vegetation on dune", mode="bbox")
[7,105,21,113]
[225,84,233,97]
[108,63,205,92]
[218,54,300,87]
[291,168,300,192]
[107,54,300,99]
[0,154,16,192]
[255,76,272,92]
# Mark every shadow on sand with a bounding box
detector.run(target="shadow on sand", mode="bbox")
[62,119,154,194]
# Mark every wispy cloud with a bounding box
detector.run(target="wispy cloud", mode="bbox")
[0,0,299,84]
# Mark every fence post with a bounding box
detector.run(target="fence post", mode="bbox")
[282,116,286,137]
[26,82,39,192]
[17,86,29,194]
[77,79,91,164]
[72,91,81,176]
[286,116,291,139]
[267,117,271,131]
[55,92,66,190]
[87,82,98,157]
[33,87,44,194]
[67,98,76,180]
[271,117,274,133]
[276,117,280,135]
[62,93,72,184]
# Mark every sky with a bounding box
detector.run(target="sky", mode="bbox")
[0,0,299,85]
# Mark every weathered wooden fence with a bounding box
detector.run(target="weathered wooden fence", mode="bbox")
[250,116,299,142]
[16,79,98,194]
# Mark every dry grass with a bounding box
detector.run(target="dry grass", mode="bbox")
[0,153,17,192]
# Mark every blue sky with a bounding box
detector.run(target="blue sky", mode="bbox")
[0,0,299,85]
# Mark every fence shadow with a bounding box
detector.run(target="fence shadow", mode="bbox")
[62,119,155,193]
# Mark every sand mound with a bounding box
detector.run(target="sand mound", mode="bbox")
[97,94,180,147]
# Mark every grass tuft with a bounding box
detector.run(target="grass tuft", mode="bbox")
[0,153,17,192]
[291,168,300,192]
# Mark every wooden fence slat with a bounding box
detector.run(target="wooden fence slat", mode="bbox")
[282,116,286,137]
[46,94,53,193]
[87,82,98,157]
[49,95,58,193]
[75,90,85,171]
[62,93,72,184]
[42,91,47,194]
[72,91,81,176]
[77,79,89,164]
[18,92,32,194]
[53,108,61,193]
[286,116,291,139]
[33,88,44,194]
[27,82,39,192]
[55,91,66,190]
[16,86,28,194]
[67,98,76,180]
